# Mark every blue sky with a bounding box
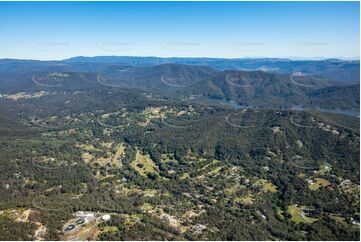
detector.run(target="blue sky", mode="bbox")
[0,1,359,60]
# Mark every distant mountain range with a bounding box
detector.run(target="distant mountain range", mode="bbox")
[0,57,359,111]
[1,56,360,82]
[65,56,360,82]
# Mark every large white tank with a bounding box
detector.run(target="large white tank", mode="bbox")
[102,214,111,221]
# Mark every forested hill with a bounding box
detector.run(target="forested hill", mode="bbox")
[1,57,359,82]
[63,56,360,82]
[0,61,358,111]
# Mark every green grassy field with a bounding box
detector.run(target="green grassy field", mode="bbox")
[130,148,159,177]
[287,205,318,224]
[308,178,331,191]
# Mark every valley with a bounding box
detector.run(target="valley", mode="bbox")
[1,0,359,240]
[0,59,359,241]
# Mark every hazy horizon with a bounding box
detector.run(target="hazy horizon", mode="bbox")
[1,55,360,62]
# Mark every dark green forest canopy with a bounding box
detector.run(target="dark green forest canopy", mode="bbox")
[0,64,359,241]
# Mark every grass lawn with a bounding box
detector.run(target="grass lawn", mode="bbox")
[309,178,331,191]
[234,194,254,205]
[100,226,118,234]
[180,172,190,180]
[130,148,158,177]
[208,165,225,175]
[224,183,239,196]
[287,205,318,224]
[198,159,219,171]
[111,143,125,167]
[254,179,277,193]
[276,206,285,219]
[124,214,142,227]
[329,214,347,226]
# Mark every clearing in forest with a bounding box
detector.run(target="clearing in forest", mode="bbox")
[111,143,126,167]
[287,205,318,224]
[234,194,254,205]
[308,178,331,191]
[253,179,278,193]
[131,148,158,177]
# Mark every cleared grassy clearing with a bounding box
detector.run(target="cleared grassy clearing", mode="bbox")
[253,179,277,193]
[308,178,331,191]
[96,157,112,166]
[123,214,142,227]
[198,159,220,171]
[79,142,124,168]
[0,208,27,220]
[276,207,285,219]
[111,143,126,167]
[100,226,118,234]
[234,194,254,205]
[224,183,239,196]
[81,152,93,164]
[130,149,158,177]
[329,214,347,225]
[287,205,318,224]
[208,165,225,175]
[2,91,50,101]
[160,153,178,163]
[180,172,190,180]
[77,143,101,152]
[141,203,153,212]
